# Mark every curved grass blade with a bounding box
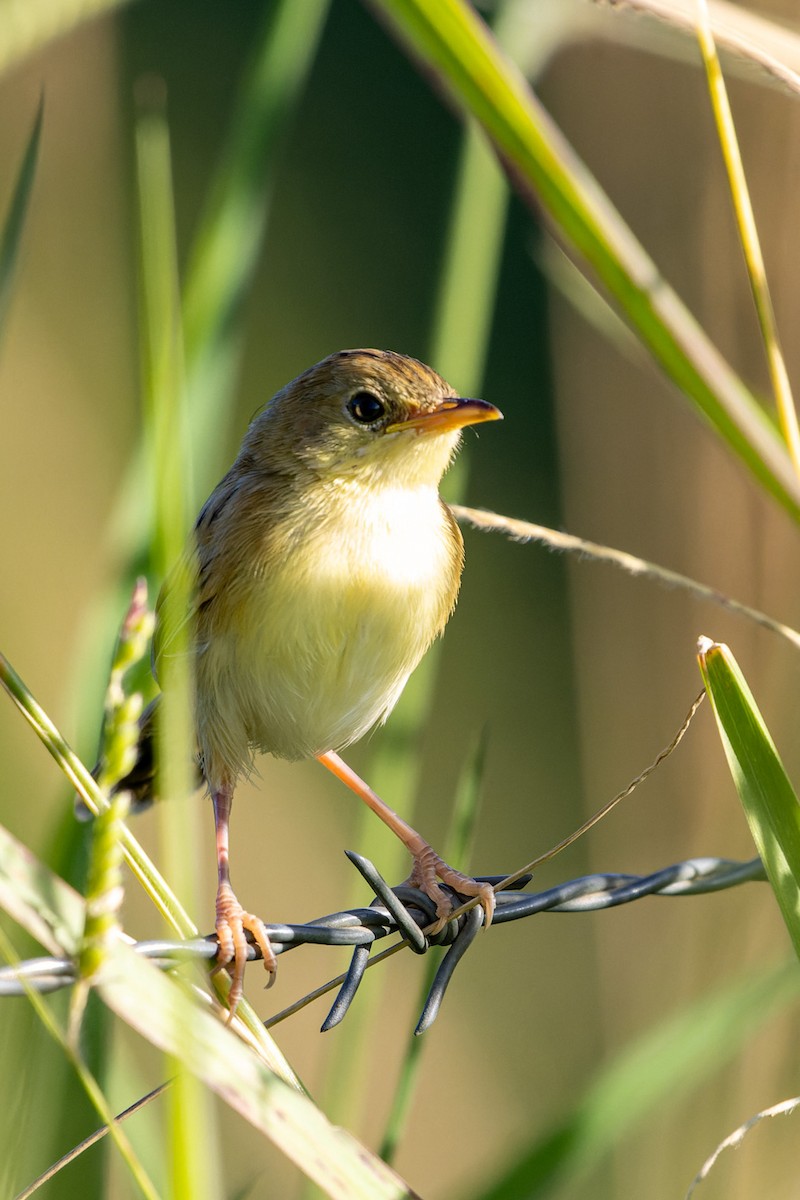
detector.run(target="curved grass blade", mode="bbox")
[370,0,800,521]
[98,939,417,1200]
[698,637,800,958]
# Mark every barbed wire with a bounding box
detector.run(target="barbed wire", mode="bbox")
[0,851,767,1034]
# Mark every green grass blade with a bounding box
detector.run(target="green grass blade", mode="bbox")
[470,960,800,1200]
[97,940,416,1200]
[0,98,42,343]
[0,647,195,935]
[698,637,800,958]
[370,0,800,522]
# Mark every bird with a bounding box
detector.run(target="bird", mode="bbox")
[104,348,502,1017]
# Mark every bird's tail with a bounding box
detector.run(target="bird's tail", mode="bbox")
[76,695,163,819]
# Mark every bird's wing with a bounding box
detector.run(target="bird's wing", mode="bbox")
[151,470,242,680]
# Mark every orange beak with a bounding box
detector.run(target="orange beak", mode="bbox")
[386,397,503,436]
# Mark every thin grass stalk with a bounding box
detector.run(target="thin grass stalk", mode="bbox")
[451,504,800,651]
[694,0,800,477]
[135,82,220,1200]
[0,650,194,936]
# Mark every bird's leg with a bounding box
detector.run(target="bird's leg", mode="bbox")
[212,781,277,1020]
[317,751,495,931]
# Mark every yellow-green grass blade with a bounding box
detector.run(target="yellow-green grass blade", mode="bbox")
[97,938,416,1200]
[0,929,161,1200]
[470,960,800,1200]
[695,1,800,476]
[370,0,800,522]
[698,637,800,958]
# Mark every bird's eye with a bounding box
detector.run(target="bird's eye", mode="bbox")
[347,391,386,425]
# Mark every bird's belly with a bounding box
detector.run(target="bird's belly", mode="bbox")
[248,599,425,758]
[196,493,458,776]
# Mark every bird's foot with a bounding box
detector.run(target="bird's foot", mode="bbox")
[214,881,277,1022]
[406,843,496,935]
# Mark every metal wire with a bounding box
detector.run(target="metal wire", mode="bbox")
[0,853,767,1031]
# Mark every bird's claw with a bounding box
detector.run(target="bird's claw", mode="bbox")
[406,844,496,933]
[214,882,276,1022]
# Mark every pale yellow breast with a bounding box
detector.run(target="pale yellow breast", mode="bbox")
[194,479,462,783]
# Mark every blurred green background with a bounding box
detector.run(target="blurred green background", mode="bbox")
[3,1,800,1197]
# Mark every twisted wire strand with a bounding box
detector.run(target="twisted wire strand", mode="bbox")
[0,853,767,1032]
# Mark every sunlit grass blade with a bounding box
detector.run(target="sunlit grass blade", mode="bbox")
[370,0,800,522]
[695,0,800,476]
[97,939,415,1200]
[697,637,800,957]
[687,1093,800,1199]
[0,647,194,934]
[469,960,800,1200]
[0,98,42,343]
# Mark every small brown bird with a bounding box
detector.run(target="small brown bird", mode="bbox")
[110,348,502,1015]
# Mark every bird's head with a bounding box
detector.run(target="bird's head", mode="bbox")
[240,349,502,489]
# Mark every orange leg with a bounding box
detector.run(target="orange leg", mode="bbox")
[212,782,276,1021]
[317,751,495,930]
